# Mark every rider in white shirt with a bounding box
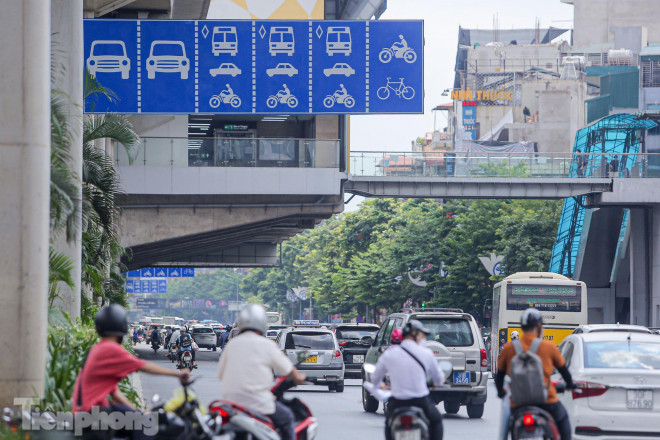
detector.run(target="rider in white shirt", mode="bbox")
[371,320,445,440]
[218,304,305,440]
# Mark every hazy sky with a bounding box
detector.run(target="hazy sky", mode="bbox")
[349,0,574,152]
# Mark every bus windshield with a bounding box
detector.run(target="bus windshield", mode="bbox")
[506,284,581,312]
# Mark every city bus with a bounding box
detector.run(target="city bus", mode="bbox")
[490,272,587,372]
[326,27,351,56]
[212,26,238,56]
[268,27,295,56]
[162,316,185,327]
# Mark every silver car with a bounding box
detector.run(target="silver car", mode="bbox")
[191,326,217,351]
[277,326,345,392]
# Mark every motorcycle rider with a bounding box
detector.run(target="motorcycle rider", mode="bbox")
[218,304,306,440]
[149,326,161,347]
[394,34,409,52]
[370,320,445,440]
[132,327,138,345]
[223,83,234,97]
[495,308,575,440]
[278,84,291,100]
[165,327,173,347]
[72,305,189,440]
[177,326,197,368]
[390,327,403,345]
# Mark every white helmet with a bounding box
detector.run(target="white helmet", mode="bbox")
[510,331,520,340]
[237,303,268,335]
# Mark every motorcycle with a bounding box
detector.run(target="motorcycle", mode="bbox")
[168,343,178,363]
[266,91,298,109]
[379,43,417,64]
[179,350,195,370]
[506,382,569,440]
[323,90,355,109]
[363,361,452,440]
[209,90,241,109]
[151,338,161,354]
[2,379,220,440]
[208,376,318,440]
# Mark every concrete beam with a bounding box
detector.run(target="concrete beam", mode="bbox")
[652,206,660,327]
[345,177,612,199]
[0,0,51,406]
[51,0,83,320]
[589,179,660,206]
[629,208,650,325]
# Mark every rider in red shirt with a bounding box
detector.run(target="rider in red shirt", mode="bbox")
[72,305,189,439]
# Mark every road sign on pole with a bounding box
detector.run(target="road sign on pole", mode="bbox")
[84,19,424,115]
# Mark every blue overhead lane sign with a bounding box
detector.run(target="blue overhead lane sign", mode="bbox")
[84,19,423,115]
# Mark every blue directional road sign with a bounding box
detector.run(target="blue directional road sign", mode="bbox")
[134,282,142,294]
[125,280,135,293]
[140,268,155,278]
[158,279,167,293]
[167,267,182,277]
[141,280,150,292]
[153,267,168,278]
[84,19,423,114]
[181,268,195,277]
[149,280,158,293]
[126,270,140,277]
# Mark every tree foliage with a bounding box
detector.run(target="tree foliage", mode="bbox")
[238,198,561,324]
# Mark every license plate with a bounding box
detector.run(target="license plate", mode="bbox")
[303,355,318,363]
[394,429,422,440]
[353,355,365,363]
[453,371,470,385]
[627,390,654,409]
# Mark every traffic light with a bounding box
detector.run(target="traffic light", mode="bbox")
[422,302,426,311]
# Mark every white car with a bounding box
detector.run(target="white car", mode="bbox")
[553,332,660,439]
[87,40,130,79]
[572,324,654,334]
[266,63,298,77]
[210,63,242,77]
[323,63,355,77]
[146,40,189,80]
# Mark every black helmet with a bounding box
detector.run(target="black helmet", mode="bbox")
[402,319,431,338]
[520,308,543,331]
[95,304,129,337]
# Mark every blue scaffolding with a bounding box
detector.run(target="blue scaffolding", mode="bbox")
[549,114,656,277]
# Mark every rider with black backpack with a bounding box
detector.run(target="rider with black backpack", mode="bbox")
[495,308,575,440]
[177,327,197,368]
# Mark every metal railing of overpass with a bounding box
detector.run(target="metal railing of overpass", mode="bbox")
[114,137,340,168]
[349,151,659,179]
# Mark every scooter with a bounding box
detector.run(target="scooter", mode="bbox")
[208,377,318,440]
[179,350,196,370]
[363,360,452,440]
[379,42,417,64]
[168,343,178,363]
[507,382,570,440]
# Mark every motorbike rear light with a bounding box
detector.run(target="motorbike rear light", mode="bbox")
[339,341,347,346]
[480,349,488,367]
[522,414,535,427]
[573,381,608,399]
[335,350,341,358]
[399,415,413,428]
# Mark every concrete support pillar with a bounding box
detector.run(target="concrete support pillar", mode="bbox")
[51,0,83,320]
[629,208,650,326]
[0,0,51,406]
[651,205,660,327]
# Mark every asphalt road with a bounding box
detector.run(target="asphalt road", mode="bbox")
[135,344,504,439]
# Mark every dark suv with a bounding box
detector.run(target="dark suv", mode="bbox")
[332,324,380,378]
[361,309,488,418]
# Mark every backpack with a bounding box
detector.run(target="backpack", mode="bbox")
[180,333,192,347]
[509,338,548,406]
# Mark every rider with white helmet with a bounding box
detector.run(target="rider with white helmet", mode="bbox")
[218,304,306,440]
